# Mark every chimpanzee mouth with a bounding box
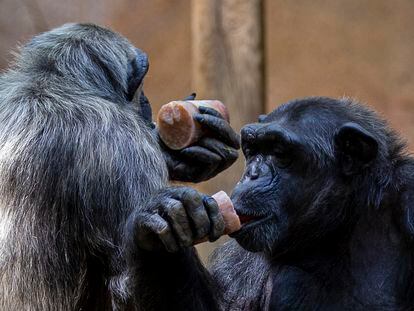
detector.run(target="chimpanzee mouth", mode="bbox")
[230,214,273,238]
[238,214,272,229]
[239,214,261,225]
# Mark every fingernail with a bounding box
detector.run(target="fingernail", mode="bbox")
[157,225,169,235]
[208,197,217,206]
[209,236,219,243]
[203,196,214,206]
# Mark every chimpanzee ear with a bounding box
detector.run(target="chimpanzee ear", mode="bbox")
[399,190,414,242]
[258,114,267,123]
[334,122,378,175]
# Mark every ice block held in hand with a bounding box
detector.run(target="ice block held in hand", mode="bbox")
[157,100,229,150]
[195,191,240,245]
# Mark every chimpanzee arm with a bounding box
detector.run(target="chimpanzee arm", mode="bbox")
[123,187,224,311]
[124,248,221,311]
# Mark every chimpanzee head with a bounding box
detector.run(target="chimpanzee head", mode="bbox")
[231,97,404,257]
[20,23,153,126]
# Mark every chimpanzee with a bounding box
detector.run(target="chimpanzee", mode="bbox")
[0,23,239,310]
[133,97,414,310]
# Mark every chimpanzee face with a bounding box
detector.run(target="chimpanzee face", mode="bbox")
[231,98,379,256]
[127,48,153,127]
[231,118,310,254]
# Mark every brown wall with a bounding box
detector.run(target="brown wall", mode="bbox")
[2,0,414,147]
[266,0,414,148]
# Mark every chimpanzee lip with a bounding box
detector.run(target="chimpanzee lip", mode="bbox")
[239,214,261,225]
[233,213,273,233]
[230,215,273,238]
[234,204,268,224]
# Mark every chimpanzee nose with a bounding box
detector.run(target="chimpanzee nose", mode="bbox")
[248,168,260,180]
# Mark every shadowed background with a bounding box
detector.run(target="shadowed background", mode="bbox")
[1,0,414,259]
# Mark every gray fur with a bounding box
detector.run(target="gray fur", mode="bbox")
[210,240,272,311]
[0,23,167,310]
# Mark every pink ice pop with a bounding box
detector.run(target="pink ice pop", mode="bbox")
[157,100,229,150]
[195,191,241,245]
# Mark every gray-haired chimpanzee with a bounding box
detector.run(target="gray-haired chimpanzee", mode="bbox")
[135,97,414,310]
[0,23,240,310]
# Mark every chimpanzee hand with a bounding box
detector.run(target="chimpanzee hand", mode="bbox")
[159,95,240,183]
[126,187,225,252]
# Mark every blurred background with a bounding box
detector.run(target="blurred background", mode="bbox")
[1,0,414,260]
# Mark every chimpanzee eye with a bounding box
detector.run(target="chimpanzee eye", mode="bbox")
[272,148,293,168]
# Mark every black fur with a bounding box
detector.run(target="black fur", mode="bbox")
[123,96,414,310]
[211,97,414,310]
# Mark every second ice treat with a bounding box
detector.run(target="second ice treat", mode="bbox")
[194,191,241,245]
[157,100,229,150]
[211,191,241,235]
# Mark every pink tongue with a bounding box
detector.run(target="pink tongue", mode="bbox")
[239,215,257,225]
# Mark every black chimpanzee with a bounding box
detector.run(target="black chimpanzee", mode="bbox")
[133,97,414,310]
